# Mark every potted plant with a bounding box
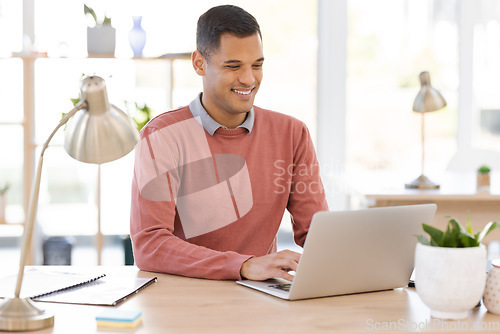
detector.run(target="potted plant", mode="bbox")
[84,4,115,56]
[132,102,153,131]
[414,217,499,319]
[477,165,491,192]
[0,183,9,224]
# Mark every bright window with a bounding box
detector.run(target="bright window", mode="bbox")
[0,0,22,56]
[346,0,459,176]
[472,0,500,150]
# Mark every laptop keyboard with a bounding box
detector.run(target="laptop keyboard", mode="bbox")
[269,283,291,292]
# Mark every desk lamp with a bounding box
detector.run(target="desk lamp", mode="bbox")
[405,71,446,189]
[0,76,140,331]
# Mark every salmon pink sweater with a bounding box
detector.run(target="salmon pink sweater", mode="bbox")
[130,104,328,280]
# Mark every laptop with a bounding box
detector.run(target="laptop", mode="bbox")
[236,204,437,300]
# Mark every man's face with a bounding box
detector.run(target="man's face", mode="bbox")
[199,33,264,127]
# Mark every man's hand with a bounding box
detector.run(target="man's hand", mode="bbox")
[240,250,301,282]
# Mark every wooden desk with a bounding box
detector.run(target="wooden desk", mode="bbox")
[3,266,500,333]
[354,171,500,243]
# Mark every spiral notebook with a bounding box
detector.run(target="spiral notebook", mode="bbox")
[0,267,106,299]
[35,274,157,306]
[0,267,157,306]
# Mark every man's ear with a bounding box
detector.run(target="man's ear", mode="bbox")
[192,50,206,76]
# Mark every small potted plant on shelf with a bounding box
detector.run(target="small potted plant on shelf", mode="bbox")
[0,183,9,224]
[84,4,115,56]
[414,217,499,319]
[477,165,491,192]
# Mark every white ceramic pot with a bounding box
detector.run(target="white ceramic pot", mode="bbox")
[483,259,500,314]
[415,243,487,320]
[87,25,116,56]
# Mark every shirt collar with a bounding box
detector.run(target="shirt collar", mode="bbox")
[189,93,254,136]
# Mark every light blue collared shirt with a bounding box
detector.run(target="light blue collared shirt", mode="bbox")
[188,93,254,136]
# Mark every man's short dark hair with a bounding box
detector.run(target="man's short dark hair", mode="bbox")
[197,5,262,61]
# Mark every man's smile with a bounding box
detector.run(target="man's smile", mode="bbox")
[231,88,254,97]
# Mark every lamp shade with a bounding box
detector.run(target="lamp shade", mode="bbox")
[64,76,140,164]
[412,71,447,113]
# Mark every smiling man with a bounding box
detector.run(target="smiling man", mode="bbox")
[130,5,328,281]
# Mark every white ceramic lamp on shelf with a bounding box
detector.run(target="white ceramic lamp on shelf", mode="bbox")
[405,71,447,189]
[0,76,140,331]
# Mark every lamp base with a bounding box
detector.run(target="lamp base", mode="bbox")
[405,174,440,189]
[0,297,54,331]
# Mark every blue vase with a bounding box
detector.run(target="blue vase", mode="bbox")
[129,16,146,57]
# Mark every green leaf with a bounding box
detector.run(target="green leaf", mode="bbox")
[430,238,440,247]
[459,232,478,247]
[84,4,97,24]
[0,183,9,195]
[70,96,81,106]
[448,218,461,233]
[466,214,473,234]
[416,235,429,245]
[478,165,491,174]
[422,223,444,247]
[133,102,153,131]
[442,219,460,247]
[477,222,500,243]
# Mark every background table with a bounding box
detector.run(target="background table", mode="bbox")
[348,171,500,243]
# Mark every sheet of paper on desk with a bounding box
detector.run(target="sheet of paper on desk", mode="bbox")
[0,267,105,299]
[34,275,157,306]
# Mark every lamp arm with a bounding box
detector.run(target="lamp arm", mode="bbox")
[14,102,87,298]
